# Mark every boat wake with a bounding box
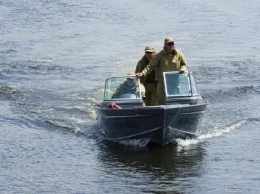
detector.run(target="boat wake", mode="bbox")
[176,119,247,150]
[98,118,253,149]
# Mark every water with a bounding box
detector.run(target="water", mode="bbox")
[1,0,260,193]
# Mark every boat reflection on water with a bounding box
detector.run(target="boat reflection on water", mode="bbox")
[97,140,205,178]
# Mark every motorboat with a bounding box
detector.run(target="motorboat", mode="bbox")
[95,71,207,145]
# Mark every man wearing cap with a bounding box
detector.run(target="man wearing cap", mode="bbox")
[111,75,139,98]
[135,45,157,106]
[136,37,187,105]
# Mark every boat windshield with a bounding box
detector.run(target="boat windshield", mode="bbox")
[103,76,141,100]
[163,71,192,97]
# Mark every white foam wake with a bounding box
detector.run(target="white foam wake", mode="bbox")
[176,119,246,150]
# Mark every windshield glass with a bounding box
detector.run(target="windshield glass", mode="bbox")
[104,76,141,100]
[163,71,191,97]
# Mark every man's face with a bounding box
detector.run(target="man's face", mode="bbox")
[164,42,174,53]
[127,78,136,87]
[145,52,155,61]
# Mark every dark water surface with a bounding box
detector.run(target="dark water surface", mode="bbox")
[1,0,260,193]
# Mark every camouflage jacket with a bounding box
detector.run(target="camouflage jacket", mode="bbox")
[135,55,156,84]
[142,48,187,82]
[112,81,138,98]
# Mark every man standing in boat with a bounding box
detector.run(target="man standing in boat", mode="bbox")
[136,37,187,105]
[135,45,157,106]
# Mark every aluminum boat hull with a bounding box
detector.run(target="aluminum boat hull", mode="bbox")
[96,103,207,145]
[95,71,208,145]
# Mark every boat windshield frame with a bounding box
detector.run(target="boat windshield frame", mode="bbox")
[163,71,200,97]
[103,76,142,100]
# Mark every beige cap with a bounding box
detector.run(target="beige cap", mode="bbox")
[164,37,174,44]
[144,45,155,53]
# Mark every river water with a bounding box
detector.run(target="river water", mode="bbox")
[1,0,260,193]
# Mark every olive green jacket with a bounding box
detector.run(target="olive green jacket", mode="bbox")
[135,55,156,84]
[142,48,187,82]
[135,55,149,84]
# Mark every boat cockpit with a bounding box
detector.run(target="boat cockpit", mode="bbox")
[100,71,204,108]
